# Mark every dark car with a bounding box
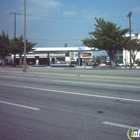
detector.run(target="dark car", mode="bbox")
[10,61,16,66]
[70,61,78,67]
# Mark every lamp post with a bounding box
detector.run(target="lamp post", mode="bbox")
[23,0,27,72]
[79,46,81,66]
[127,12,132,68]
[9,12,21,38]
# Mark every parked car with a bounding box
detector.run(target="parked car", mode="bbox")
[9,61,16,66]
[28,62,34,65]
[56,61,61,64]
[0,60,2,65]
[133,63,138,67]
[70,61,78,67]
[86,62,93,66]
[115,64,125,68]
[118,63,125,66]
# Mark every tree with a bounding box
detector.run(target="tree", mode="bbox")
[64,43,67,47]
[64,43,69,56]
[82,18,129,68]
[0,31,10,66]
[125,39,140,66]
[10,36,23,66]
[10,35,37,66]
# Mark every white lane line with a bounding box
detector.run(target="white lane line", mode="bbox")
[102,121,140,130]
[0,101,40,111]
[0,76,17,78]
[0,83,140,103]
[52,80,140,89]
[54,80,140,89]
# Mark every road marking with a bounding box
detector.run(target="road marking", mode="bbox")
[0,100,40,111]
[102,121,140,130]
[52,80,140,89]
[0,76,17,78]
[0,83,140,103]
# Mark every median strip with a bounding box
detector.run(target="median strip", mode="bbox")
[0,69,140,81]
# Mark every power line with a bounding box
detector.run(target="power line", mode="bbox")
[28,38,82,41]
[21,14,126,20]
[133,29,140,31]
[0,14,9,19]
[9,12,21,38]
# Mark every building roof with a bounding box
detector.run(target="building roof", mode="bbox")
[33,47,98,53]
[125,34,140,39]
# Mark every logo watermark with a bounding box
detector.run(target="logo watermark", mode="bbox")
[127,128,140,140]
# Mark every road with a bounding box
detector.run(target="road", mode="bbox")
[0,67,140,140]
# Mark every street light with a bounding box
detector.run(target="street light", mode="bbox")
[127,12,132,68]
[79,46,81,66]
[9,12,21,38]
[23,0,27,72]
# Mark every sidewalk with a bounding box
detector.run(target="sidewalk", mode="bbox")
[1,64,140,69]
[0,66,140,82]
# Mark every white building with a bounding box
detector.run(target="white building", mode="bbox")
[14,47,100,65]
[123,34,140,65]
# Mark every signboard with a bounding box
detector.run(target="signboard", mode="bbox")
[81,53,92,58]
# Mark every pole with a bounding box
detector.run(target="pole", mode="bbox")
[23,0,27,72]
[127,12,132,69]
[79,46,80,66]
[9,13,21,38]
[14,13,16,38]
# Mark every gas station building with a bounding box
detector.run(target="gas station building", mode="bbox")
[15,46,100,66]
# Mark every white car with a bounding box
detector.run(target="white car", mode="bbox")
[118,63,125,66]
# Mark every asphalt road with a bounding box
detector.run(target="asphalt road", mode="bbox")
[0,68,140,140]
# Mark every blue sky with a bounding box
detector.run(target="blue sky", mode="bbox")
[0,0,140,47]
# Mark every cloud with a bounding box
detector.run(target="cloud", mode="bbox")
[63,11,77,16]
[134,6,140,13]
[16,0,62,22]
[80,9,107,19]
[17,0,62,16]
[27,0,61,10]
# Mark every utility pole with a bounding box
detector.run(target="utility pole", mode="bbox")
[23,0,27,72]
[9,12,21,38]
[127,12,132,68]
[79,46,81,66]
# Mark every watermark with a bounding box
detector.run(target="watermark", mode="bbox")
[127,128,140,139]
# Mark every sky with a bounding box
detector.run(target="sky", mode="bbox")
[0,0,140,48]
